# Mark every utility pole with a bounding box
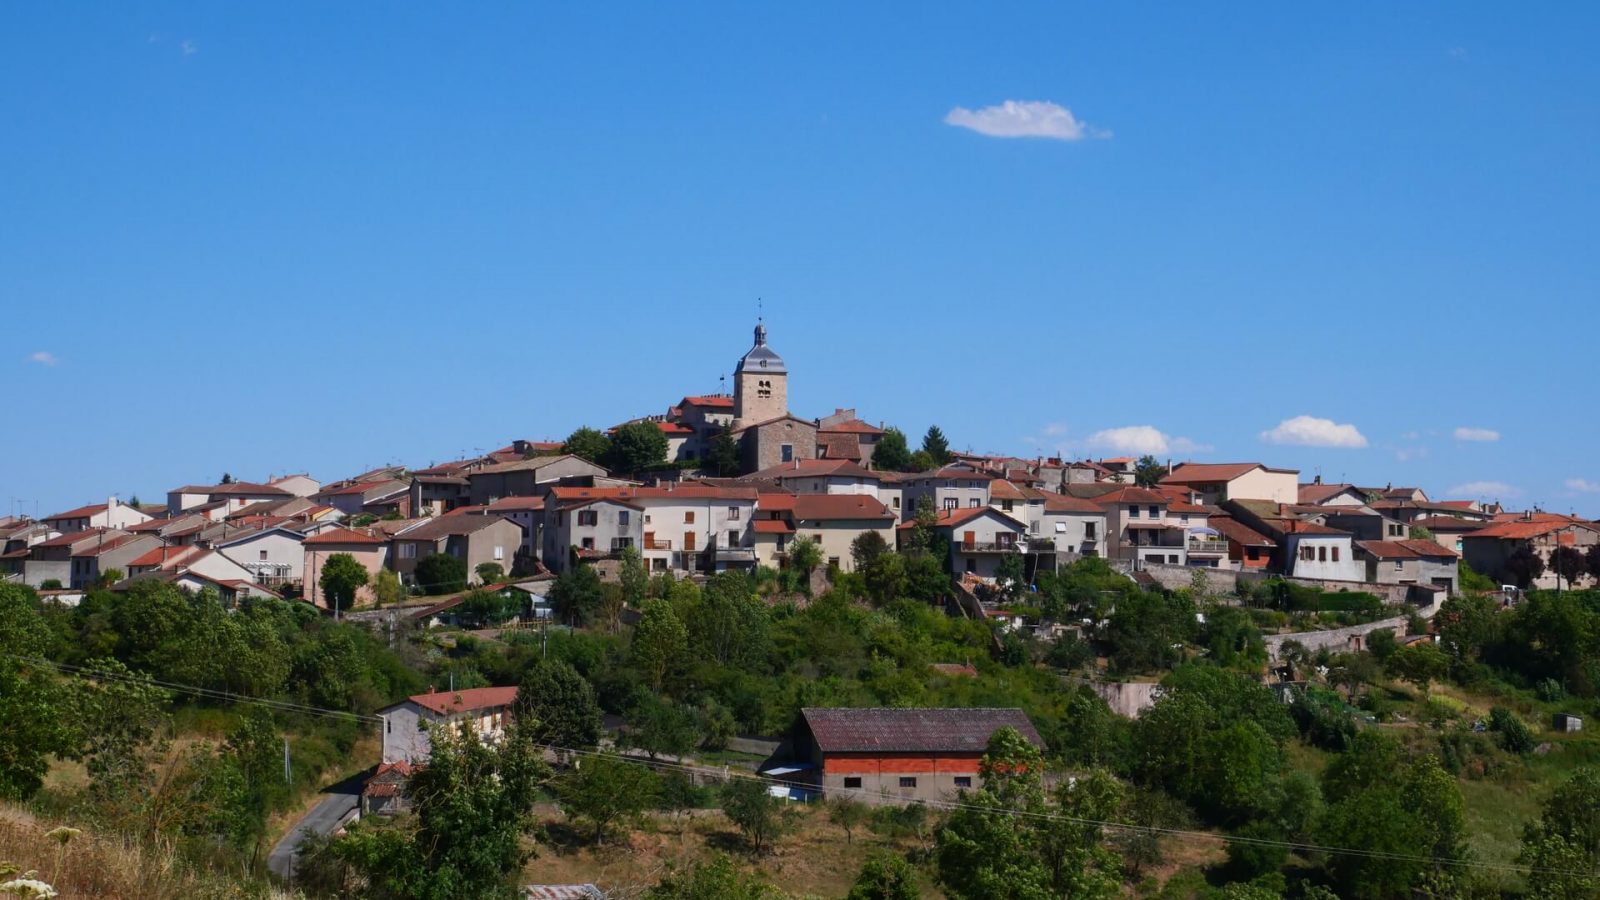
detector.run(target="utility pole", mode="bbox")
[283,737,291,785]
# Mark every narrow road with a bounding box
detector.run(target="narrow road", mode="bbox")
[267,771,367,881]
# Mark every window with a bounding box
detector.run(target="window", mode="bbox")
[780,444,794,463]
[400,543,416,559]
[259,549,268,561]
[386,718,391,734]
[618,510,630,528]
[1247,547,1260,561]
[728,506,741,520]
[578,510,598,527]
[899,777,918,788]
[684,511,695,524]
[1180,514,1189,524]
[644,514,652,524]
[1318,546,1327,562]
[828,556,840,568]
[1085,522,1097,539]
[1030,520,1039,534]
[1394,559,1404,571]
[1148,505,1160,518]
[944,498,958,511]
[493,545,504,560]
[969,498,981,508]
[892,497,901,509]
[844,777,862,789]
[581,537,595,550]
[1002,499,1014,512]
[1332,546,1340,562]
[1128,505,1140,518]
[728,530,739,547]
[965,558,976,573]
[954,776,972,788]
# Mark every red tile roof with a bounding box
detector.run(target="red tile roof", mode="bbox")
[746,459,878,481]
[988,480,1028,501]
[318,480,397,497]
[1092,486,1170,507]
[752,519,795,534]
[1297,483,1364,505]
[302,527,385,546]
[127,545,202,568]
[35,528,115,549]
[45,504,108,521]
[1357,539,1459,559]
[897,506,1019,530]
[1209,516,1275,547]
[681,395,734,408]
[801,707,1044,754]
[1467,518,1598,541]
[486,496,545,512]
[1161,462,1293,484]
[403,687,519,716]
[818,418,884,435]
[792,494,893,521]
[172,482,291,497]
[1043,495,1104,514]
[756,492,797,512]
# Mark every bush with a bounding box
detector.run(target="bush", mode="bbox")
[1489,706,1536,754]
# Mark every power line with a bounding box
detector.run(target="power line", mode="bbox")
[2,653,383,725]
[536,742,1591,879]
[10,653,1590,879]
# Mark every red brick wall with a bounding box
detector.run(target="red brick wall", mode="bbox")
[822,753,983,775]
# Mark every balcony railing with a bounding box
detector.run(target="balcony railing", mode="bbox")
[643,539,674,551]
[960,539,1056,554]
[1186,538,1230,555]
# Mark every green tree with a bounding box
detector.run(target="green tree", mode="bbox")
[416,552,468,595]
[787,535,822,586]
[606,421,670,473]
[847,851,921,900]
[1551,545,1587,587]
[644,855,777,900]
[457,589,521,628]
[872,427,914,472]
[920,425,952,465]
[1133,455,1166,488]
[1504,545,1547,588]
[475,562,504,585]
[561,426,611,463]
[938,727,1054,900]
[631,599,689,692]
[1489,706,1537,754]
[514,659,602,752]
[850,531,890,570]
[550,564,605,627]
[0,597,74,800]
[330,723,547,900]
[1409,524,1436,541]
[624,694,699,760]
[69,657,171,810]
[720,776,794,854]
[619,546,649,608]
[1519,768,1600,899]
[907,450,937,472]
[1319,734,1466,899]
[828,797,869,844]
[319,552,369,613]
[707,428,743,476]
[1386,641,1448,690]
[556,752,661,845]
[372,568,405,606]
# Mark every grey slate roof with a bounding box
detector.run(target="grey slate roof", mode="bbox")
[801,707,1044,754]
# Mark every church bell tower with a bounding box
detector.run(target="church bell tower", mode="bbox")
[732,319,788,429]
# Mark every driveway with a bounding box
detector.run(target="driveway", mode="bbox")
[267,770,368,881]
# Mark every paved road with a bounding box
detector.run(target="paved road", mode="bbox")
[267,777,364,881]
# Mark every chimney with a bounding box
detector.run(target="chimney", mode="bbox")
[1524,509,1534,522]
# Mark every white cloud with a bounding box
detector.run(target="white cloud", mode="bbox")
[1453,426,1500,442]
[1259,415,1368,448]
[1566,478,1600,494]
[1449,480,1523,499]
[1041,422,1067,438]
[1084,425,1207,456]
[1395,447,1429,462]
[28,351,57,366]
[181,39,197,55]
[944,100,1109,141]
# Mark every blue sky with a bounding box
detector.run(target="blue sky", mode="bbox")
[3,3,1598,517]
